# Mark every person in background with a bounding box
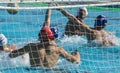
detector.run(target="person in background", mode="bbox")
[9,4,80,68]
[0,34,16,52]
[64,6,88,36]
[57,5,115,46]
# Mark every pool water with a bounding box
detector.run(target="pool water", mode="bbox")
[0,7,120,73]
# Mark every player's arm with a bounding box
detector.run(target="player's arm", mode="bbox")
[57,6,94,34]
[2,44,16,52]
[9,44,31,58]
[43,4,51,27]
[57,46,80,63]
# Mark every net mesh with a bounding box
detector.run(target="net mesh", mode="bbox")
[0,1,120,73]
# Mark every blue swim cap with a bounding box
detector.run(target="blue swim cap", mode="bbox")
[50,27,59,38]
[95,15,107,27]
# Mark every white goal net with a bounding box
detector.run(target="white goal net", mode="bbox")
[0,1,120,73]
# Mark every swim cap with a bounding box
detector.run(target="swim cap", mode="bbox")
[39,26,59,40]
[39,26,54,40]
[50,27,59,38]
[0,34,7,46]
[79,7,88,16]
[95,15,107,27]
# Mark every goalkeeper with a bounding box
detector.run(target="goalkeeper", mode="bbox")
[9,4,80,68]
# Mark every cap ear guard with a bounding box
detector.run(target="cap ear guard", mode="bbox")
[102,19,107,25]
[50,27,59,38]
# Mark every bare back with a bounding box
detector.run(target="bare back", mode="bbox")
[9,42,80,68]
[87,30,114,46]
[29,44,60,67]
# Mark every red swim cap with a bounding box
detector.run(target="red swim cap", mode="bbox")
[39,26,54,40]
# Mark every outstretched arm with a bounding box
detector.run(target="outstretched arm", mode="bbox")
[57,6,94,34]
[3,44,16,52]
[43,4,51,27]
[58,46,80,64]
[9,43,32,58]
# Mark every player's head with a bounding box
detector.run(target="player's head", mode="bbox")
[94,15,108,30]
[77,7,88,19]
[38,26,58,42]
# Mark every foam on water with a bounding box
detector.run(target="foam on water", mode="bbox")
[110,33,120,46]
[0,33,120,71]
[0,36,82,70]
[0,53,81,71]
[57,35,87,49]
[55,59,80,69]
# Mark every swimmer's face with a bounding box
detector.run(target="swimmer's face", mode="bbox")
[78,9,86,19]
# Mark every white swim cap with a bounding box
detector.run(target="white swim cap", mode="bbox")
[79,7,88,16]
[0,34,7,46]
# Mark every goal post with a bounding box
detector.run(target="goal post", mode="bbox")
[0,0,119,3]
